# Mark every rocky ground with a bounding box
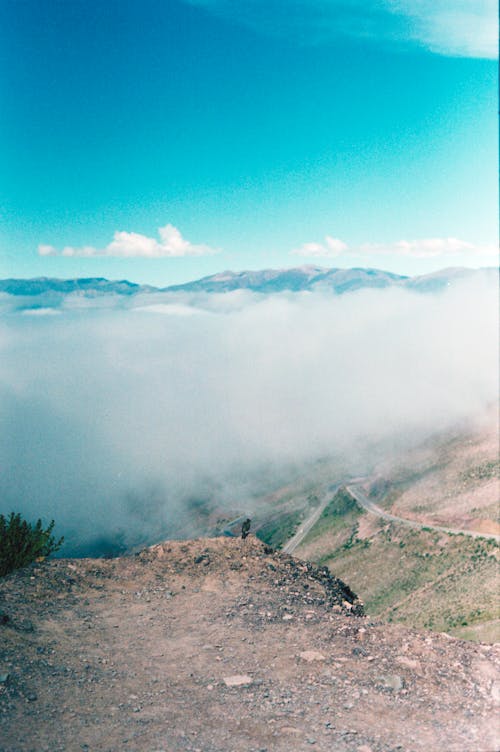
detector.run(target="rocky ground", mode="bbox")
[0,536,499,752]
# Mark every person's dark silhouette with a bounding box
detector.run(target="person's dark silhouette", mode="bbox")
[241,518,251,539]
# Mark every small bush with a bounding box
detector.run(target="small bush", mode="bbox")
[0,513,63,577]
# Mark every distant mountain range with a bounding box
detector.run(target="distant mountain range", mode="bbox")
[0,277,151,296]
[166,266,407,294]
[0,265,496,299]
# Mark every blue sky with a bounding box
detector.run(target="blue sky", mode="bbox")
[0,0,497,285]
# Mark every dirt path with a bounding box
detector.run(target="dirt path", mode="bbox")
[1,537,499,752]
[346,484,500,543]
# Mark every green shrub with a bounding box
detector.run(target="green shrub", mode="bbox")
[0,513,63,577]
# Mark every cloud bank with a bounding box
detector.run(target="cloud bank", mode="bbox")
[39,224,219,258]
[184,0,497,59]
[0,277,497,556]
[291,236,497,259]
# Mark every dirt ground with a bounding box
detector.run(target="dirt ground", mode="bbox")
[1,536,499,752]
[375,417,499,536]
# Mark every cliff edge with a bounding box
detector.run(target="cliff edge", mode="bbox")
[0,536,498,751]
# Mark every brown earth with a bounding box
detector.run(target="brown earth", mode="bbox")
[1,536,499,752]
[372,416,499,535]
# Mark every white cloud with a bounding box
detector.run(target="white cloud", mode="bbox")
[135,303,203,316]
[359,237,498,258]
[1,276,497,555]
[20,308,61,316]
[38,224,219,258]
[291,236,497,259]
[38,244,59,256]
[389,0,498,59]
[291,236,348,258]
[184,0,497,58]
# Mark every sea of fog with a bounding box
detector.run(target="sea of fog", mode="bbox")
[1,277,498,555]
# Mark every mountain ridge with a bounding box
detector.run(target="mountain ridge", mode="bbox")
[0,265,496,298]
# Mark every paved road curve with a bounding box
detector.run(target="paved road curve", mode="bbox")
[281,484,343,554]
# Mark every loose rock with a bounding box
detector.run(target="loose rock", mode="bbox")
[299,650,326,663]
[223,675,253,687]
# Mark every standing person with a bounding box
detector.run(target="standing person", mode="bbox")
[241,518,251,539]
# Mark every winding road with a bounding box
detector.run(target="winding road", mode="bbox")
[279,480,500,553]
[345,484,500,543]
[222,477,499,551]
[281,484,343,554]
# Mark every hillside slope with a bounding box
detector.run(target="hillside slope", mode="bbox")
[1,537,498,752]
[294,419,499,641]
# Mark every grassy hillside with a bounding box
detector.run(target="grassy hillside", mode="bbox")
[290,419,500,642]
[295,488,499,642]
[255,508,304,548]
